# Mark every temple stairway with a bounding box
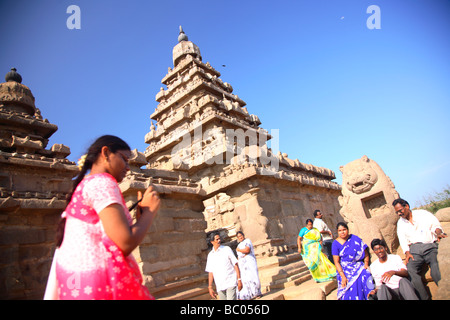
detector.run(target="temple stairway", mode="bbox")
[155,251,317,300]
[257,252,311,292]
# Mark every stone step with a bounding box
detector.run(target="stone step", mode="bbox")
[158,286,210,300]
[264,270,312,292]
[258,256,310,293]
[260,279,337,300]
[151,273,208,300]
[257,252,302,270]
[260,265,309,286]
[258,259,307,281]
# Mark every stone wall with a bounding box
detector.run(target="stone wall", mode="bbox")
[138,194,208,299]
[0,204,62,299]
[203,176,342,256]
[119,161,210,299]
[256,179,342,251]
[0,150,77,300]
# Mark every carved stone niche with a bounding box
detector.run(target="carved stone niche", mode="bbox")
[361,191,389,219]
[11,135,43,153]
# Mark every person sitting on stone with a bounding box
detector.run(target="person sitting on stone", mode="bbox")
[393,198,447,300]
[368,238,418,300]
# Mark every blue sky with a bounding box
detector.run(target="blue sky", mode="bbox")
[1,0,449,207]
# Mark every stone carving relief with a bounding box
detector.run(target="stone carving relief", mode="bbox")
[339,155,400,254]
[343,156,378,194]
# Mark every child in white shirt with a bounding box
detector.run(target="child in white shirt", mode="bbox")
[369,239,418,300]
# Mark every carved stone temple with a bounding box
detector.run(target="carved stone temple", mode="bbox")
[1,28,345,300]
[119,27,343,299]
[0,68,78,299]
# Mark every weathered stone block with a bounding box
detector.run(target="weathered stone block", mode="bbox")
[0,227,46,245]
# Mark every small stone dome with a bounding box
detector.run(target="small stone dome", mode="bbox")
[5,67,23,83]
[0,68,36,115]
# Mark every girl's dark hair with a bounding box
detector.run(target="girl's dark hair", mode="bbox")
[370,238,387,250]
[306,219,313,224]
[56,135,130,247]
[336,222,349,230]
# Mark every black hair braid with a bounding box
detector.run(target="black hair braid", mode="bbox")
[55,156,94,248]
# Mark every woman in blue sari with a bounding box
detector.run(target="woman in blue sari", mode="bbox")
[332,222,374,300]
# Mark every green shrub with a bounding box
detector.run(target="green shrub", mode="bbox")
[416,185,450,214]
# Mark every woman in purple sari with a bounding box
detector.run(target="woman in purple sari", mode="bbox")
[332,222,374,300]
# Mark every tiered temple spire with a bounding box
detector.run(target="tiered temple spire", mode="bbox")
[144,27,269,175]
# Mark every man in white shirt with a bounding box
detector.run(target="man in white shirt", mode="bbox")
[313,209,334,264]
[393,198,447,300]
[205,232,242,300]
[368,238,418,300]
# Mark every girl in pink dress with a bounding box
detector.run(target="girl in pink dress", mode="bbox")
[44,135,160,300]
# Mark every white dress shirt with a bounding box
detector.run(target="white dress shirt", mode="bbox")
[205,245,238,291]
[313,218,332,241]
[397,209,443,253]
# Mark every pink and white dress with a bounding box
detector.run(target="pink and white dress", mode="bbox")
[45,173,153,300]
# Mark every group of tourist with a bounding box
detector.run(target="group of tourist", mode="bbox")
[43,135,447,300]
[297,203,446,300]
[204,199,447,301]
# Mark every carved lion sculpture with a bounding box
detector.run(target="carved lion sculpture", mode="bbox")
[339,155,400,255]
[343,156,378,194]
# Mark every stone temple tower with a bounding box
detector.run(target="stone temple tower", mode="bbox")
[0,68,78,299]
[145,26,267,175]
[119,27,343,299]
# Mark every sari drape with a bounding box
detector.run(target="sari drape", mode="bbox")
[45,173,153,300]
[300,228,336,283]
[236,238,262,300]
[332,234,374,300]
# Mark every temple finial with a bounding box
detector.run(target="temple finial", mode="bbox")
[178,25,188,42]
[5,68,22,83]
